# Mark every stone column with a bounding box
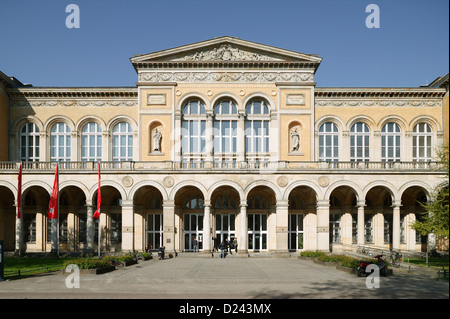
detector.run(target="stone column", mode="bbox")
[341,130,351,161]
[121,200,134,252]
[373,131,382,161]
[101,132,110,161]
[71,131,78,161]
[392,200,402,250]
[174,111,182,162]
[163,200,176,255]
[86,200,94,253]
[405,131,413,161]
[316,200,330,252]
[357,200,366,246]
[237,111,246,163]
[275,200,289,256]
[238,200,248,256]
[203,200,211,253]
[39,132,47,161]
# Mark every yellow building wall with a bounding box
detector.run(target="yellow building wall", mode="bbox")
[0,91,9,161]
[443,94,449,145]
[315,106,443,132]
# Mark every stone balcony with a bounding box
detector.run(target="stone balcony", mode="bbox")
[0,160,444,174]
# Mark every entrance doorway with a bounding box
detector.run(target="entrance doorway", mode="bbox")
[248,214,268,251]
[215,213,236,247]
[288,214,304,251]
[184,213,203,251]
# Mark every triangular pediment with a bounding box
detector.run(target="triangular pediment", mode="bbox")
[131,36,322,64]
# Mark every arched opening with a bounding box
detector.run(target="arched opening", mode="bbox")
[0,186,15,251]
[401,186,429,251]
[329,186,358,248]
[174,186,205,252]
[57,186,86,252]
[210,186,240,251]
[365,186,394,247]
[246,186,276,252]
[93,186,122,252]
[134,186,164,251]
[21,186,50,252]
[288,186,317,251]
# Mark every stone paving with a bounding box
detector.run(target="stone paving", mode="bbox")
[0,255,448,299]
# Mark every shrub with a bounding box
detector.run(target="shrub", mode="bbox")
[63,258,110,270]
[300,251,327,258]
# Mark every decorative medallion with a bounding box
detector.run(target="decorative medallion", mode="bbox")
[122,176,134,188]
[318,176,330,187]
[277,176,288,187]
[163,176,175,188]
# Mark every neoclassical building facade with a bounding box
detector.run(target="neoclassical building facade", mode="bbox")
[0,37,448,256]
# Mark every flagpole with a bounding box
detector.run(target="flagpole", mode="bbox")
[97,161,101,258]
[57,162,60,258]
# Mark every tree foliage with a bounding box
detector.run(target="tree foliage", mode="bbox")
[412,144,449,238]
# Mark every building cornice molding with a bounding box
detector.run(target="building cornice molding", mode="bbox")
[315,87,446,99]
[7,87,138,99]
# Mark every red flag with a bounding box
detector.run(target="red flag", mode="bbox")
[17,164,22,219]
[48,163,59,219]
[93,163,101,219]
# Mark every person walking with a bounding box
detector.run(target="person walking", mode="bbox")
[232,237,238,253]
[219,240,226,258]
[193,236,198,252]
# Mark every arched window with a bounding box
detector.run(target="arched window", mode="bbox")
[214,99,238,154]
[350,122,370,162]
[81,122,102,162]
[318,122,339,162]
[381,122,401,162]
[183,195,204,209]
[247,194,269,210]
[214,194,237,209]
[20,123,40,162]
[413,123,433,162]
[181,100,206,156]
[112,122,133,161]
[50,122,71,162]
[245,99,270,155]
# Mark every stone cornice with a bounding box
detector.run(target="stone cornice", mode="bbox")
[7,87,138,99]
[315,87,446,98]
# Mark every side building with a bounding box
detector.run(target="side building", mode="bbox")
[0,37,448,255]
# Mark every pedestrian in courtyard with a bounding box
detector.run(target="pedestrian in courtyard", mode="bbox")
[193,236,198,252]
[232,237,238,253]
[219,240,227,258]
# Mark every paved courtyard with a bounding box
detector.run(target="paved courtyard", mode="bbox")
[0,255,448,300]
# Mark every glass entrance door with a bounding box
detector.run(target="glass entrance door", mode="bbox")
[215,214,236,247]
[147,214,163,251]
[184,213,203,251]
[288,214,304,251]
[248,214,267,251]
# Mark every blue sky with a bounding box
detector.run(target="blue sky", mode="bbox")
[0,0,448,87]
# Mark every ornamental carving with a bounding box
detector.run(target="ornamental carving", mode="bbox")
[173,44,283,62]
[315,99,441,108]
[139,71,314,83]
[13,99,138,108]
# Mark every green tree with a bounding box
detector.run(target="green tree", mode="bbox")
[412,144,449,238]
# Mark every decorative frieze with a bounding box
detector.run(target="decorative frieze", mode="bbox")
[139,71,314,84]
[315,99,441,108]
[13,99,138,108]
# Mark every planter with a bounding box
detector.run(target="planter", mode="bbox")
[123,260,137,267]
[298,256,318,261]
[61,266,115,275]
[313,260,340,267]
[336,265,358,275]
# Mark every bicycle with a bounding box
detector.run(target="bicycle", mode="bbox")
[385,252,402,268]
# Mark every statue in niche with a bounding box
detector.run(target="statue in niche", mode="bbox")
[153,128,162,152]
[290,127,300,152]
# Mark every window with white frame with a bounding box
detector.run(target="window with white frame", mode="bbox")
[112,122,133,161]
[245,99,270,156]
[81,122,102,162]
[381,122,401,162]
[350,122,370,162]
[181,100,206,157]
[214,100,238,155]
[20,123,40,162]
[412,123,433,162]
[50,122,71,162]
[318,122,339,162]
